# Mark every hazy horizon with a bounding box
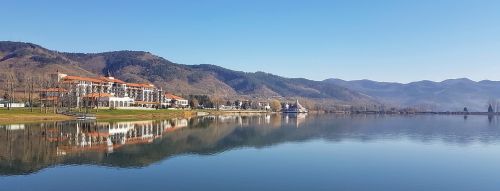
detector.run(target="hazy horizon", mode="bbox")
[2,0,500,83]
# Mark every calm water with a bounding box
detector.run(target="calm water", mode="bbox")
[1,114,500,191]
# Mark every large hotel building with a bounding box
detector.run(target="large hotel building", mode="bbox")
[40,71,188,109]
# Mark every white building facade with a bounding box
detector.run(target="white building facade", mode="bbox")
[43,71,166,108]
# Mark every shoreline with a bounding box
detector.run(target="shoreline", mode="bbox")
[0,108,198,124]
[4,108,497,124]
[0,108,277,124]
[0,108,275,124]
[337,111,500,116]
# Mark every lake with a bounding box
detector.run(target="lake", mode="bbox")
[1,114,500,191]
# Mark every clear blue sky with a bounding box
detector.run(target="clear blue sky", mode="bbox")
[1,0,500,83]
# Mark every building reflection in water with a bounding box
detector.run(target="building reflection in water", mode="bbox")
[211,113,306,128]
[0,118,190,159]
[0,114,306,175]
[4,114,500,176]
[0,114,300,160]
[62,119,189,155]
[283,113,307,128]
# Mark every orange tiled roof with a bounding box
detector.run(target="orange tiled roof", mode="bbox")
[99,77,126,84]
[83,93,113,98]
[63,75,104,83]
[165,93,185,100]
[126,83,155,88]
[61,74,156,89]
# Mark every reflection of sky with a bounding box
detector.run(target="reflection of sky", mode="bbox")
[2,115,500,190]
[3,139,500,191]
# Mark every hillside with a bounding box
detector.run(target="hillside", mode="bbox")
[326,78,500,111]
[4,41,497,111]
[0,41,371,106]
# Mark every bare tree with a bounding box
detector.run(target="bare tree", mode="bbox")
[29,77,34,112]
[39,79,44,113]
[42,80,49,113]
[7,75,15,110]
[270,99,281,112]
[96,84,101,112]
[211,96,223,110]
[189,98,199,109]
[4,79,10,110]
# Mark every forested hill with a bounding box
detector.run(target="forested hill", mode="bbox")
[0,41,372,106]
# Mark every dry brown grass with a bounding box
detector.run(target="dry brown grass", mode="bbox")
[93,109,196,120]
[0,108,73,124]
[0,108,197,124]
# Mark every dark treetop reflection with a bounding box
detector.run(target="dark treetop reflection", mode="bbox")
[1,114,499,176]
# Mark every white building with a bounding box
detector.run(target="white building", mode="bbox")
[42,71,165,108]
[1,103,25,108]
[163,93,189,108]
[83,93,135,108]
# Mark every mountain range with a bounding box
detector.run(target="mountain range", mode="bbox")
[0,41,498,111]
[326,78,500,111]
[0,41,370,106]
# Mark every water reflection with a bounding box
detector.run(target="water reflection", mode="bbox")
[1,114,499,175]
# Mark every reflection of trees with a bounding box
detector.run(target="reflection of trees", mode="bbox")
[2,114,500,175]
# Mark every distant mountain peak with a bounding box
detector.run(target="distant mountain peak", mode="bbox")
[441,78,474,82]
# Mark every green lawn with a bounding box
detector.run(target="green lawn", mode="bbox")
[0,107,196,123]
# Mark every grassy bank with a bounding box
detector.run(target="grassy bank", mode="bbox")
[0,108,271,124]
[0,108,73,124]
[88,109,196,120]
[0,108,196,124]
